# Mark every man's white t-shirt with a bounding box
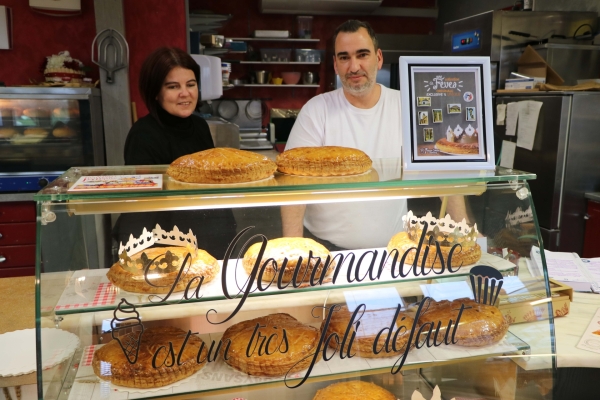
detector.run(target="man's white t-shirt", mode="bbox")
[285,85,407,249]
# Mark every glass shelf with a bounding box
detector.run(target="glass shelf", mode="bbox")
[242,84,320,88]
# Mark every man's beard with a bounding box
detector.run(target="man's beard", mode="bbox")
[341,69,376,95]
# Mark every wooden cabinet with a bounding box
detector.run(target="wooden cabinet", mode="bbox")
[0,201,36,277]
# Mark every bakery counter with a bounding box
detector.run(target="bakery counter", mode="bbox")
[0,276,36,388]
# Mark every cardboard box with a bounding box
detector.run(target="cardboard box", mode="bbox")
[505,78,535,90]
[517,45,565,86]
[498,279,572,324]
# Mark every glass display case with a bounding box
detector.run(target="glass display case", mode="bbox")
[34,162,555,400]
[0,87,104,192]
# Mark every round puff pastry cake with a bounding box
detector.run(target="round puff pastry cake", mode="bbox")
[276,146,372,176]
[242,237,335,283]
[387,211,481,269]
[107,246,220,294]
[92,326,207,388]
[167,148,277,184]
[313,381,396,400]
[221,313,321,377]
[0,127,18,139]
[435,125,479,155]
[325,305,417,358]
[276,167,379,186]
[417,298,509,347]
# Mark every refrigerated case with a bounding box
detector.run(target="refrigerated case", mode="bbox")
[0,87,106,277]
[494,92,600,254]
[33,163,556,400]
[0,87,105,192]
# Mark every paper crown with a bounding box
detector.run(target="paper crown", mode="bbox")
[403,211,478,247]
[505,206,533,227]
[446,124,478,144]
[118,225,197,273]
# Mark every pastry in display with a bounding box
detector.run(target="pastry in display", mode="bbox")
[221,313,321,376]
[52,107,80,119]
[23,128,49,137]
[92,326,207,388]
[276,167,379,185]
[435,124,479,155]
[276,146,372,176]
[0,128,18,138]
[387,211,482,269]
[167,147,277,184]
[52,125,77,138]
[313,381,396,400]
[22,108,51,119]
[107,225,220,294]
[417,298,509,347]
[242,237,335,283]
[325,305,417,358]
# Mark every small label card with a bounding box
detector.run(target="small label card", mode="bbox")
[576,307,600,354]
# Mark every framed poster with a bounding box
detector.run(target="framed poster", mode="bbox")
[400,56,495,173]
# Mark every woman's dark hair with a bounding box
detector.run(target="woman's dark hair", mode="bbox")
[332,20,379,51]
[138,47,200,122]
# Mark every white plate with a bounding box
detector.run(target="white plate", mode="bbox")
[0,328,80,377]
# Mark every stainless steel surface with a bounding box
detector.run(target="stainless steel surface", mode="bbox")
[0,193,34,202]
[210,100,262,131]
[443,11,599,89]
[92,28,129,84]
[585,192,600,202]
[534,43,600,85]
[494,92,600,254]
[206,118,240,149]
[255,70,269,84]
[93,0,132,166]
[302,71,315,85]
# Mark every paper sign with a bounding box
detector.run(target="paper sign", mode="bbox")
[419,281,473,302]
[500,140,517,169]
[516,101,543,150]
[496,103,507,125]
[576,307,600,354]
[505,102,519,136]
[343,288,403,336]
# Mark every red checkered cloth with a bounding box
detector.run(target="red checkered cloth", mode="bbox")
[81,345,99,367]
[56,283,117,311]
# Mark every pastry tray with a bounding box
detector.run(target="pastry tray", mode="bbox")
[49,251,517,315]
[66,330,527,400]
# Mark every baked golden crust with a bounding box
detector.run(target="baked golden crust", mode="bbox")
[325,306,417,358]
[242,237,335,283]
[0,128,18,138]
[276,168,379,186]
[418,298,509,347]
[92,326,207,388]
[23,128,49,137]
[221,313,321,376]
[276,146,372,176]
[435,138,479,154]
[52,125,77,138]
[387,232,481,269]
[107,246,219,294]
[313,381,396,400]
[167,148,277,184]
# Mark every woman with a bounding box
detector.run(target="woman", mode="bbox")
[113,47,237,259]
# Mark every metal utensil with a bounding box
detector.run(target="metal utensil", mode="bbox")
[91,28,129,84]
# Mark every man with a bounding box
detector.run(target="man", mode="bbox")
[281,20,407,250]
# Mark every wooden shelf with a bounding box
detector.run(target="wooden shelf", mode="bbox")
[228,37,319,42]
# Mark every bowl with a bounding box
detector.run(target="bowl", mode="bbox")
[272,77,283,85]
[281,72,301,85]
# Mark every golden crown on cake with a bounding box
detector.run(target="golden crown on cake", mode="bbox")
[403,211,478,247]
[118,225,197,274]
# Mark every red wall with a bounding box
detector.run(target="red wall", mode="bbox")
[124,0,187,119]
[0,0,99,86]
[189,0,437,115]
